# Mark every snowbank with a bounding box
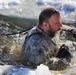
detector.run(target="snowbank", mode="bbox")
[1,64,76,75]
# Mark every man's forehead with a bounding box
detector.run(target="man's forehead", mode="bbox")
[49,14,61,22]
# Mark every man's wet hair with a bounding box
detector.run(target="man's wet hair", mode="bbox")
[39,7,60,25]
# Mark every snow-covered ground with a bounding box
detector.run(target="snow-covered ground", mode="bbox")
[0,0,76,23]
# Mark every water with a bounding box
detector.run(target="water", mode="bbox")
[0,0,76,75]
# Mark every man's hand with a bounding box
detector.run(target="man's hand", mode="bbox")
[53,44,72,58]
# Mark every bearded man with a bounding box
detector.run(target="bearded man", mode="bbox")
[23,7,72,69]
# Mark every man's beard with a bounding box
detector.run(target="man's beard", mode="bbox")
[48,29,55,38]
[47,24,56,38]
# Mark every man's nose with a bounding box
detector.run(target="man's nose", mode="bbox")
[59,23,62,29]
[59,23,62,27]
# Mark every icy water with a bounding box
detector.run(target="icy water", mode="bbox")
[0,0,76,75]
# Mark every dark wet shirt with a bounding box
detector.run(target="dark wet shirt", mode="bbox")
[23,26,56,66]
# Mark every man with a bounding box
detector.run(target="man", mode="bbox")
[23,7,72,69]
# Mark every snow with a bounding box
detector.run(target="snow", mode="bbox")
[0,0,21,5]
[12,64,52,75]
[0,64,76,75]
[0,0,21,10]
[0,0,76,16]
[0,64,53,75]
[36,0,76,24]
[35,64,51,75]
[36,0,76,15]
[0,0,76,23]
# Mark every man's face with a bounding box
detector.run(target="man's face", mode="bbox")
[47,14,62,37]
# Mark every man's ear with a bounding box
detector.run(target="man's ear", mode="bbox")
[42,22,49,31]
[43,21,49,28]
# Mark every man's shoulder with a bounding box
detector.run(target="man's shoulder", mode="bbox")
[26,26,44,40]
[27,31,44,42]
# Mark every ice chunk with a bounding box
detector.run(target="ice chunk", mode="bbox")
[35,64,51,75]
